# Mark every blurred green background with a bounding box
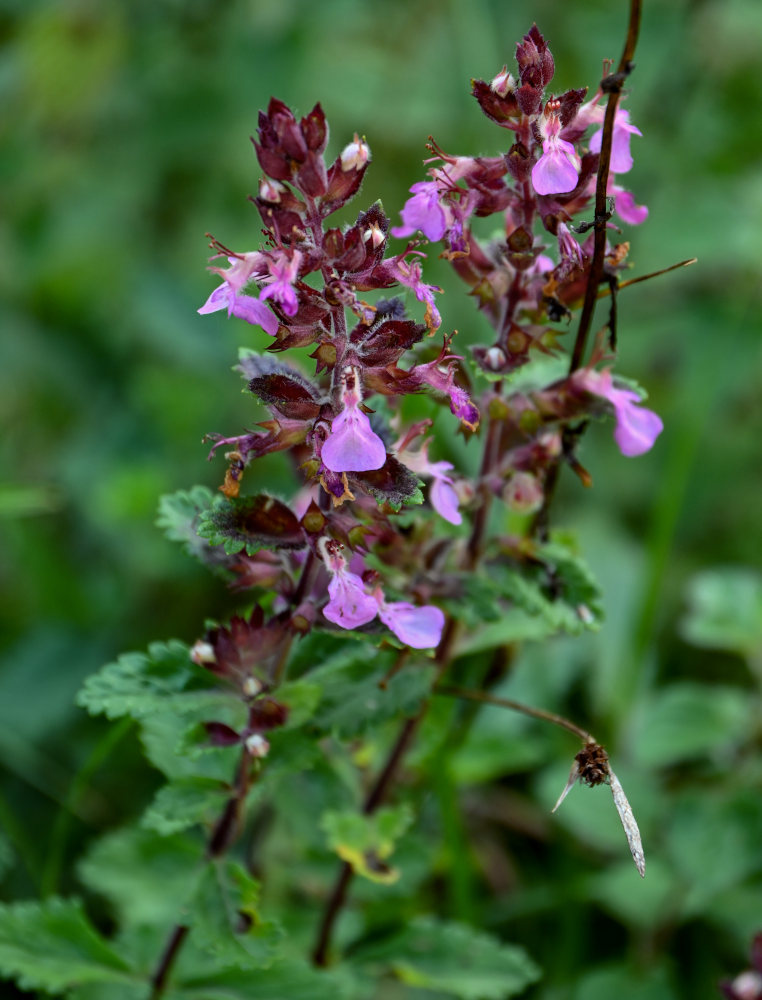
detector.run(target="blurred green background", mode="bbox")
[2,0,762,997]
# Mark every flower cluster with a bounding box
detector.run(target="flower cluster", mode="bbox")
[196,25,662,663]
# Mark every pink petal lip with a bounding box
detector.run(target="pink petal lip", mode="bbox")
[532,147,579,195]
[323,570,378,629]
[321,407,387,473]
[378,601,445,649]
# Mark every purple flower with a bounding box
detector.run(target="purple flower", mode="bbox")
[397,436,462,525]
[532,105,581,196]
[392,181,448,242]
[322,367,387,473]
[609,181,649,225]
[556,222,584,271]
[413,347,480,431]
[319,540,378,629]
[198,252,278,335]
[577,369,663,457]
[371,588,445,649]
[429,467,461,525]
[259,250,302,317]
[590,109,642,174]
[393,254,442,331]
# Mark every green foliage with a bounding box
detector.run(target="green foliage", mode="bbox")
[355,917,541,998]
[142,778,231,835]
[157,486,233,575]
[632,682,753,767]
[4,1,762,998]
[189,861,282,970]
[321,804,413,883]
[0,898,132,995]
[77,640,227,721]
[681,567,762,660]
[306,641,436,737]
[78,827,205,928]
[197,495,305,556]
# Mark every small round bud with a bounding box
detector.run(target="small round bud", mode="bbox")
[363,222,385,249]
[490,66,516,98]
[245,733,270,758]
[340,133,371,172]
[242,675,264,698]
[259,177,285,203]
[190,641,216,666]
[486,346,507,371]
[503,472,543,514]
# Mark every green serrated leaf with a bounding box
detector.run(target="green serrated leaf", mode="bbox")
[310,645,435,737]
[321,804,413,883]
[77,640,227,721]
[142,778,231,836]
[0,897,132,995]
[140,710,240,782]
[356,916,541,999]
[173,959,355,1000]
[78,827,204,928]
[156,486,233,574]
[189,861,282,970]
[197,494,305,556]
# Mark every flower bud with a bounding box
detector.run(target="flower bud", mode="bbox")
[340,133,371,172]
[490,65,516,97]
[486,346,507,371]
[242,675,264,698]
[191,641,216,666]
[363,221,385,249]
[245,733,270,758]
[258,177,285,203]
[503,472,544,513]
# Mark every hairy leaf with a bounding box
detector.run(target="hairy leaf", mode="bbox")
[308,644,435,737]
[0,898,132,995]
[349,456,424,511]
[78,827,204,928]
[355,916,541,999]
[172,960,355,1000]
[197,495,305,556]
[321,804,413,883]
[77,640,227,721]
[189,861,282,970]
[142,778,231,836]
[156,486,233,575]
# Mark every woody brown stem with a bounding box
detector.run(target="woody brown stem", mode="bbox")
[533,0,642,541]
[568,0,642,374]
[435,685,594,744]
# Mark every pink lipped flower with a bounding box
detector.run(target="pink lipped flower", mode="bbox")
[412,345,480,430]
[393,253,442,331]
[532,101,581,196]
[370,587,445,649]
[321,366,387,474]
[259,250,303,317]
[392,181,449,242]
[576,368,663,457]
[397,437,462,525]
[609,179,649,225]
[198,252,278,335]
[319,539,378,629]
[589,108,642,174]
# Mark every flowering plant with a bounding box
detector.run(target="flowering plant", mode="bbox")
[0,9,697,1000]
